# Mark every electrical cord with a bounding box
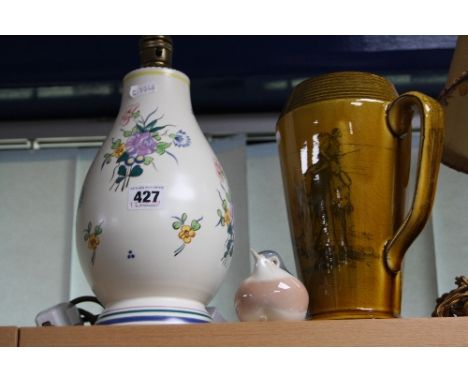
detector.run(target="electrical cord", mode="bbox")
[70,296,103,325]
[70,295,103,307]
[77,308,99,325]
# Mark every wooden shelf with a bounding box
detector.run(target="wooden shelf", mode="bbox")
[0,327,18,347]
[17,317,468,346]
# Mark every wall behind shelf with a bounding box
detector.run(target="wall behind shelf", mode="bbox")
[0,133,250,325]
[1,113,466,325]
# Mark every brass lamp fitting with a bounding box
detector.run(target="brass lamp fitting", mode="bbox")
[139,35,173,68]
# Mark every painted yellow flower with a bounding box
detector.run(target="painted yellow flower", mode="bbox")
[224,210,232,226]
[178,225,196,244]
[87,234,100,250]
[112,143,125,158]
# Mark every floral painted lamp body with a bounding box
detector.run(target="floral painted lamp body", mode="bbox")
[76,36,234,325]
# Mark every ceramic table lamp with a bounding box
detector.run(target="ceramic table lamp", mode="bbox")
[76,36,234,325]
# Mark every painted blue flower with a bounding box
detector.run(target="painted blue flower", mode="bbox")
[173,130,191,148]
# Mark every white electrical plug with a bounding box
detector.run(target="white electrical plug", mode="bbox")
[35,302,83,327]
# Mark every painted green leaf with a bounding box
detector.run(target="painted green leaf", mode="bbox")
[145,120,157,130]
[169,133,176,139]
[118,165,127,177]
[123,130,132,137]
[181,213,187,223]
[117,152,129,163]
[222,200,229,211]
[191,220,201,231]
[115,176,125,184]
[104,153,112,159]
[95,225,103,235]
[172,221,181,230]
[217,209,223,217]
[87,222,92,231]
[150,125,166,133]
[149,124,174,133]
[83,233,89,241]
[111,139,122,149]
[136,124,145,132]
[156,142,172,155]
[143,156,154,166]
[130,165,143,177]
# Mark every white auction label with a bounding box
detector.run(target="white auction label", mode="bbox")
[128,185,164,210]
[129,83,156,98]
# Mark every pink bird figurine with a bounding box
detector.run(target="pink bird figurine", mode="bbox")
[234,249,309,321]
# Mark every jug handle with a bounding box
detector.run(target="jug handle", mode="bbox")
[384,91,444,274]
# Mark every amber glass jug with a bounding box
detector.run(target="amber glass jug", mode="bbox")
[277,72,444,319]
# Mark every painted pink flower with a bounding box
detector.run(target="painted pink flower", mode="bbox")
[126,132,156,157]
[214,158,225,181]
[121,104,140,126]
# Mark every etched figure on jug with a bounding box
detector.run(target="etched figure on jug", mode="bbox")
[304,128,371,272]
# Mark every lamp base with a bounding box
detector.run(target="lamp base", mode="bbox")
[96,297,213,325]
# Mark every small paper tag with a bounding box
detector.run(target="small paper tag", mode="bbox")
[129,83,156,98]
[128,185,164,210]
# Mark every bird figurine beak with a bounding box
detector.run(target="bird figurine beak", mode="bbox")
[250,248,262,262]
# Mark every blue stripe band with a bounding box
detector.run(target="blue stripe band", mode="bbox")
[99,308,212,320]
[97,315,210,325]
